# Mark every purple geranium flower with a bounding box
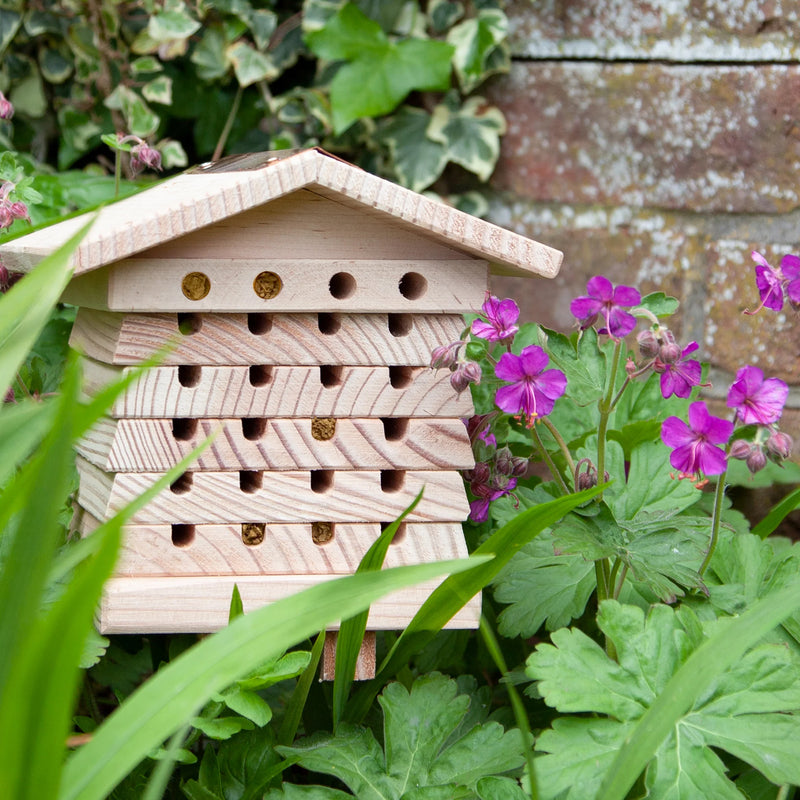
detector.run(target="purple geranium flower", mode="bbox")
[494,345,567,421]
[661,401,733,479]
[471,294,520,342]
[748,251,800,313]
[570,276,641,338]
[726,365,788,425]
[781,254,800,305]
[469,478,517,523]
[657,341,703,399]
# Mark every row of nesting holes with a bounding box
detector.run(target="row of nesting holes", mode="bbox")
[169,469,406,496]
[177,364,416,390]
[180,270,427,302]
[171,521,407,548]
[177,312,414,338]
[172,417,409,442]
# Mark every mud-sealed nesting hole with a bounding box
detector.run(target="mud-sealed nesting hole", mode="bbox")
[172,418,198,441]
[311,417,336,441]
[388,314,412,337]
[380,470,405,493]
[381,417,408,441]
[329,272,356,299]
[171,524,195,547]
[178,364,202,387]
[253,271,282,299]
[248,365,273,386]
[248,312,273,335]
[242,417,267,440]
[181,271,211,301]
[319,364,343,388]
[177,312,203,335]
[310,470,334,493]
[239,470,263,493]
[242,522,266,545]
[170,471,193,494]
[380,521,407,544]
[311,521,335,545]
[318,312,341,335]
[389,365,414,389]
[398,272,427,300]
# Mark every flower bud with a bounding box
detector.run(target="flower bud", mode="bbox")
[430,341,461,370]
[0,205,13,229]
[450,361,481,394]
[4,386,15,403]
[659,342,682,365]
[510,456,529,477]
[130,142,162,175]
[466,461,491,486]
[577,470,597,490]
[766,430,793,461]
[729,439,753,461]
[9,201,28,221]
[0,91,13,120]
[636,329,660,359]
[494,446,515,476]
[746,447,767,474]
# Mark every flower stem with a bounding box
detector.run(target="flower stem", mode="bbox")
[596,339,623,500]
[531,423,569,494]
[212,85,243,162]
[613,562,629,599]
[114,147,121,198]
[699,466,728,577]
[541,416,576,479]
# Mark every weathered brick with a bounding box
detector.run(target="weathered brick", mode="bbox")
[487,62,800,213]
[507,0,800,60]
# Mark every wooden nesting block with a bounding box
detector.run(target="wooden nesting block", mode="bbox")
[77,515,469,576]
[78,417,475,472]
[70,309,467,366]
[76,457,470,524]
[96,574,483,634]
[81,361,474,420]
[63,258,488,313]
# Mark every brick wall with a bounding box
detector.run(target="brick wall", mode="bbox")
[486,0,800,439]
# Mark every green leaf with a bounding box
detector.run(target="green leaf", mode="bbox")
[476,776,528,800]
[264,785,351,799]
[226,41,279,86]
[156,138,188,169]
[427,94,506,181]
[192,716,254,740]
[0,399,56,487]
[191,27,230,81]
[0,9,22,58]
[447,9,509,93]
[540,325,606,407]
[130,56,163,75]
[752,483,800,538]
[142,75,172,105]
[211,727,281,800]
[10,69,46,118]
[637,291,680,319]
[248,9,278,50]
[39,48,73,84]
[104,85,159,138]
[428,0,464,33]
[148,2,201,42]
[305,2,388,61]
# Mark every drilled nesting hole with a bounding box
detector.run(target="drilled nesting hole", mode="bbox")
[398,272,427,300]
[389,365,414,389]
[177,312,202,335]
[381,521,407,544]
[312,521,335,545]
[311,417,336,441]
[381,418,408,441]
[320,364,343,388]
[310,470,334,493]
[248,313,273,335]
[239,470,263,493]
[170,472,193,494]
[318,313,341,335]
[253,271,282,299]
[381,470,405,493]
[329,272,356,299]
[249,365,273,386]
[388,314,412,337]
[178,364,202,387]
[181,271,211,301]
[172,418,198,441]
[171,524,195,547]
[242,522,265,546]
[242,418,267,440]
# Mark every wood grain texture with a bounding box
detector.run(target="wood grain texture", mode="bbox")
[96,573,483,633]
[77,514,469,576]
[78,417,475,472]
[76,457,470,524]
[0,149,562,280]
[63,257,488,313]
[70,309,468,366]
[322,631,375,681]
[81,360,474,419]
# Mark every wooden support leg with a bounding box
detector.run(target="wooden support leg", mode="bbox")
[321,631,377,681]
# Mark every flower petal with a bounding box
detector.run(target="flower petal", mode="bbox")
[586,275,614,301]
[695,442,728,476]
[661,416,694,448]
[518,345,550,375]
[494,352,525,382]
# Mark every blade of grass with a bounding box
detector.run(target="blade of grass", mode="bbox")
[752,485,800,539]
[332,489,423,729]
[59,555,491,800]
[276,631,326,748]
[597,579,800,800]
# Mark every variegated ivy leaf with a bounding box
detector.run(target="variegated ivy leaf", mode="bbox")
[248,8,278,50]
[104,85,159,138]
[130,56,163,75]
[10,69,46,118]
[428,94,506,181]
[142,75,172,105]
[0,9,22,58]
[379,106,448,193]
[447,8,510,93]
[156,138,188,169]
[191,26,229,82]
[147,1,201,43]
[226,41,279,87]
[39,48,72,84]
[428,0,464,33]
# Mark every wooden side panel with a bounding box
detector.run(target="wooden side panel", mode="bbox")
[76,457,470,524]
[81,361,474,419]
[91,259,488,313]
[77,515,469,576]
[71,309,467,366]
[97,574,483,634]
[322,631,375,681]
[78,417,475,472]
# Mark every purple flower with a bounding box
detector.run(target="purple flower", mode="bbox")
[468,477,517,523]
[748,251,800,313]
[570,276,641,338]
[656,341,703,399]
[782,254,800,306]
[471,294,520,342]
[494,345,567,421]
[450,360,481,394]
[130,141,162,176]
[726,365,788,425]
[661,401,733,479]
[0,91,12,120]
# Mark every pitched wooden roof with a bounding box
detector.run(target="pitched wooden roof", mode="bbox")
[0,147,562,279]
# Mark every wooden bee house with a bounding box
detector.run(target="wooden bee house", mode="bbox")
[0,148,562,665]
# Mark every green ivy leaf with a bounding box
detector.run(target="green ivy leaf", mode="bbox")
[104,85,159,138]
[39,48,73,84]
[218,687,272,727]
[130,56,163,75]
[305,2,388,60]
[147,1,201,42]
[10,69,46,118]
[142,74,172,105]
[429,0,464,33]
[638,291,680,319]
[0,9,22,58]
[156,138,188,169]
[191,27,229,82]
[447,8,509,93]
[226,41,279,87]
[248,9,278,50]
[427,94,506,181]
[528,601,800,798]
[192,715,254,740]
[378,107,448,192]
